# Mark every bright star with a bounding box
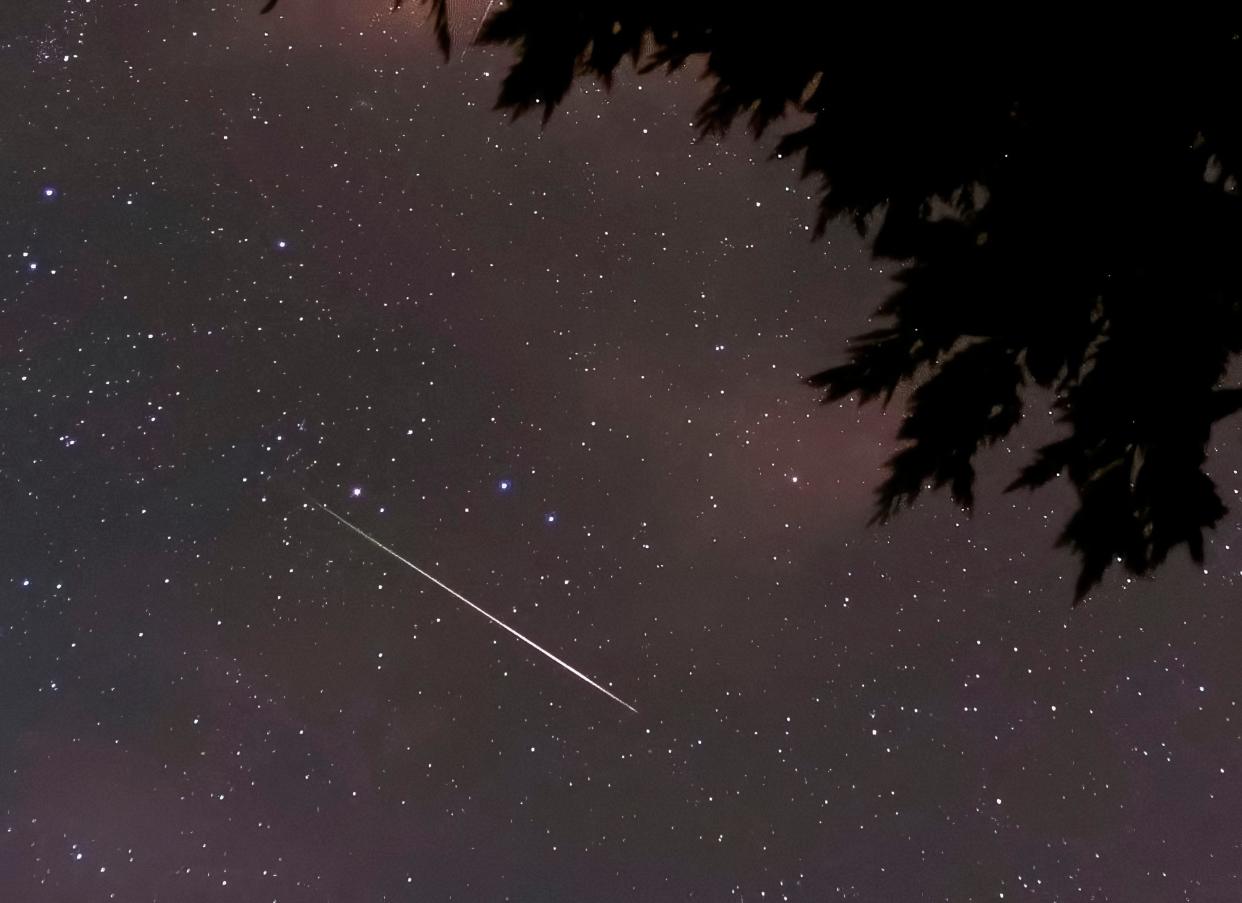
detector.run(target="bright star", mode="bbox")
[498,479,512,492]
[350,487,363,498]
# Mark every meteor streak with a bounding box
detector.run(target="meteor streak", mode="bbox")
[461,0,496,59]
[310,498,638,715]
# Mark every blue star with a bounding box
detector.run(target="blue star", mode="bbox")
[350,486,363,498]
[41,186,58,201]
[498,478,512,492]
[545,512,557,524]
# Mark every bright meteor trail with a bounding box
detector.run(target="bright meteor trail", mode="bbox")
[310,499,639,715]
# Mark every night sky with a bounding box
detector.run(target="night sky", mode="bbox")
[4,3,1242,901]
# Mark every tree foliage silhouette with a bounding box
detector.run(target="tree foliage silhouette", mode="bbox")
[261,1,1242,601]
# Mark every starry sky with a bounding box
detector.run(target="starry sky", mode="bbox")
[3,2,1242,901]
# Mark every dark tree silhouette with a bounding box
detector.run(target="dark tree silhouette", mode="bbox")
[261,1,1242,601]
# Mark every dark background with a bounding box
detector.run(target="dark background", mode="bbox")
[2,2,1240,899]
